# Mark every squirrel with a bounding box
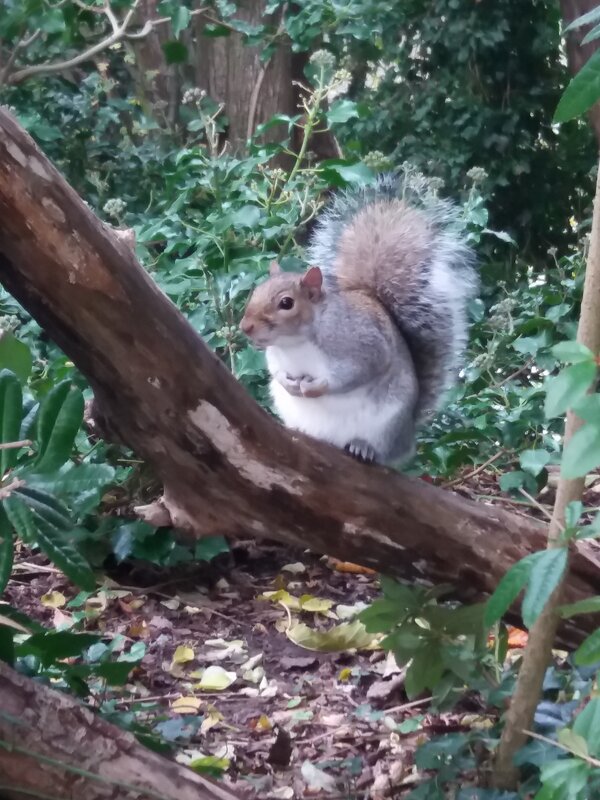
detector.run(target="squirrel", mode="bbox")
[239,173,477,464]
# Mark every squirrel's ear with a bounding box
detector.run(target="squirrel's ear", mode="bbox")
[301,266,323,298]
[269,260,282,276]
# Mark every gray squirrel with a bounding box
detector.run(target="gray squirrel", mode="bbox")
[240,173,477,464]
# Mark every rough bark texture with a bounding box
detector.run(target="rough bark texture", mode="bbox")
[192,0,295,151]
[0,662,239,800]
[0,108,599,650]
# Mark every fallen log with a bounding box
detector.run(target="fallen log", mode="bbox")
[0,662,241,800]
[0,107,598,650]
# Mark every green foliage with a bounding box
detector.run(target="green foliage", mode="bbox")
[360,578,492,703]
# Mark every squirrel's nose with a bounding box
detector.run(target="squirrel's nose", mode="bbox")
[240,318,254,336]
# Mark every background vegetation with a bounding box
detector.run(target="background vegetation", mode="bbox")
[1,0,600,798]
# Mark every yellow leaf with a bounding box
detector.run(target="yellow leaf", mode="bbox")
[171,696,202,714]
[254,714,272,732]
[299,595,334,614]
[287,620,379,653]
[40,591,66,609]
[259,590,300,610]
[195,665,237,692]
[338,667,353,682]
[172,645,195,665]
[201,707,224,733]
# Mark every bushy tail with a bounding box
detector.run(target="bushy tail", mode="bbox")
[307,169,478,421]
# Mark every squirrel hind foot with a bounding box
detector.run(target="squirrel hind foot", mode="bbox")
[344,439,378,464]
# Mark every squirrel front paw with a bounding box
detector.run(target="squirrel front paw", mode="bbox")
[275,371,303,396]
[299,376,329,398]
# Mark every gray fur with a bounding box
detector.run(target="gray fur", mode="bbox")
[307,171,478,425]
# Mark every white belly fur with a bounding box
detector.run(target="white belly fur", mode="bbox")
[266,341,399,451]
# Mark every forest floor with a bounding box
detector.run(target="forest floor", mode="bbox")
[5,466,562,800]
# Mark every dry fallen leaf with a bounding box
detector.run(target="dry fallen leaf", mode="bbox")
[40,591,66,609]
[287,620,379,653]
[195,665,237,692]
[170,695,202,714]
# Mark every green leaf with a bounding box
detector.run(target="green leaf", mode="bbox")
[564,6,600,32]
[5,498,95,591]
[231,205,262,229]
[556,728,588,759]
[404,643,444,698]
[559,596,600,618]
[582,22,600,45]
[561,423,600,479]
[573,697,600,756]
[16,630,100,666]
[544,361,597,418]
[574,628,600,666]
[499,470,526,492]
[195,535,229,562]
[326,99,360,125]
[360,599,405,632]
[571,393,600,422]
[540,758,590,796]
[554,49,600,123]
[171,5,191,37]
[520,449,551,477]
[163,40,188,64]
[484,552,540,627]
[0,369,23,474]
[13,486,73,530]
[551,341,595,363]
[26,463,115,499]
[0,505,14,594]
[35,381,84,473]
[0,332,32,383]
[522,548,568,629]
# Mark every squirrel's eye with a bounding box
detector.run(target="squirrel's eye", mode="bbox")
[278,296,295,310]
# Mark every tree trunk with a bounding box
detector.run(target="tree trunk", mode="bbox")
[0,108,598,650]
[191,0,295,151]
[0,662,240,800]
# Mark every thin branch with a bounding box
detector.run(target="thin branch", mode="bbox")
[444,449,507,489]
[523,729,600,769]
[0,439,32,450]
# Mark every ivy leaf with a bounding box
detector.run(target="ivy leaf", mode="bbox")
[574,628,600,667]
[544,361,597,419]
[520,449,551,477]
[551,341,594,363]
[35,381,84,473]
[404,643,444,698]
[561,423,600,479]
[0,505,14,594]
[521,548,568,629]
[0,369,23,475]
[554,49,600,123]
[163,41,188,64]
[326,99,359,125]
[171,6,191,37]
[0,332,32,383]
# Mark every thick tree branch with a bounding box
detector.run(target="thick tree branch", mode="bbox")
[0,107,598,650]
[0,662,240,800]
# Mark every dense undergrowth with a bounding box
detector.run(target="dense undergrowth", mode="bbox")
[1,1,600,798]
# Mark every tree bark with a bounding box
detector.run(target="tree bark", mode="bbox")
[0,108,598,649]
[0,662,240,800]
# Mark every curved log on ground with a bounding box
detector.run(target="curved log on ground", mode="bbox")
[0,107,598,650]
[0,662,240,800]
